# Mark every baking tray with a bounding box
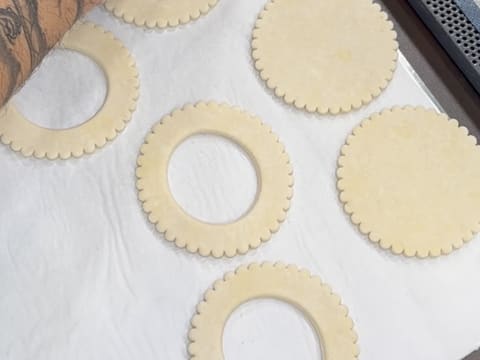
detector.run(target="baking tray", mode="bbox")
[1,1,480,359]
[408,0,480,93]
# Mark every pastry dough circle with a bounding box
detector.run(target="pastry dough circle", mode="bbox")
[105,0,218,29]
[337,107,480,257]
[188,262,359,359]
[252,0,398,114]
[0,22,139,160]
[136,102,293,258]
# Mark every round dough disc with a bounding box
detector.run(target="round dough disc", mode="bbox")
[188,262,359,359]
[136,102,293,258]
[0,22,139,160]
[252,0,398,114]
[337,107,480,257]
[105,0,219,28]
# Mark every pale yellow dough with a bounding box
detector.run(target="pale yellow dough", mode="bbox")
[0,22,139,160]
[136,102,293,258]
[252,0,398,114]
[188,262,359,359]
[105,0,218,28]
[337,107,480,257]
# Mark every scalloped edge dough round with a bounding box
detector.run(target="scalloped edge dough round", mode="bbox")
[252,0,398,114]
[188,262,359,359]
[136,102,293,258]
[0,22,139,160]
[104,0,219,29]
[337,106,480,258]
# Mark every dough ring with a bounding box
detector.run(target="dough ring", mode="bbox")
[105,0,219,29]
[0,22,139,160]
[337,107,480,258]
[252,0,398,114]
[136,102,293,258]
[188,262,359,359]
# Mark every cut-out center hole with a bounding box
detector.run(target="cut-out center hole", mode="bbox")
[168,134,258,224]
[223,299,323,360]
[13,49,107,130]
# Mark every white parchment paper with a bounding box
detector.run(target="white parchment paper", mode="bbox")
[1,1,479,359]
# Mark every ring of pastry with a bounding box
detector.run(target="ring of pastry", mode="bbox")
[104,0,219,29]
[188,262,359,359]
[136,102,293,257]
[0,22,139,160]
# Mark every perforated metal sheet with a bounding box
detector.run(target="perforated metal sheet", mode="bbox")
[455,0,480,33]
[408,0,480,93]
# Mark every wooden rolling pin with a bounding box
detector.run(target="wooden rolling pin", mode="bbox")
[0,0,103,109]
